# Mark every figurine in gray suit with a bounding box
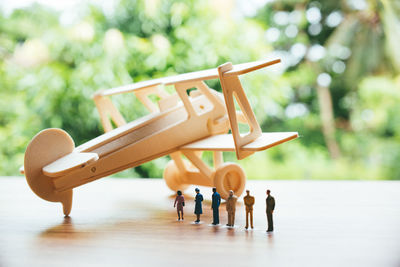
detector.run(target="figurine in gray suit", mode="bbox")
[226,190,237,227]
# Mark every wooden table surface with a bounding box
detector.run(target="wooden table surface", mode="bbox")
[1,177,399,267]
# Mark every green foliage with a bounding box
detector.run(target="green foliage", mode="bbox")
[0,0,399,180]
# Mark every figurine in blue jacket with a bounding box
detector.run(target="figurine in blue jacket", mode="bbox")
[194,188,203,223]
[211,187,221,225]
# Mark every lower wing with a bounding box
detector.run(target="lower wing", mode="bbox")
[180,132,298,152]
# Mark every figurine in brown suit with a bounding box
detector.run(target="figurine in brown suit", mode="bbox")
[243,190,255,229]
[266,189,275,232]
[226,190,237,227]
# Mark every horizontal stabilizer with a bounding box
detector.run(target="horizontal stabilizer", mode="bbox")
[42,152,99,178]
[181,132,298,152]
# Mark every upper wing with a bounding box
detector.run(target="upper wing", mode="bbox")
[97,68,219,97]
[180,132,298,152]
[224,59,281,77]
[95,58,281,97]
[96,78,165,97]
[162,68,218,85]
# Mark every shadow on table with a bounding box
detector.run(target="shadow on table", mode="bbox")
[37,196,248,244]
[39,216,93,240]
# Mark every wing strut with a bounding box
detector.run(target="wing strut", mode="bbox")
[217,59,280,159]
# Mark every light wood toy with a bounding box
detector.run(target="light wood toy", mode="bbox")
[20,59,298,216]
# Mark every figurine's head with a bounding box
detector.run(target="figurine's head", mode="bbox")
[229,190,234,197]
[177,190,182,196]
[195,188,200,193]
[266,189,271,195]
[246,189,250,196]
[212,187,216,193]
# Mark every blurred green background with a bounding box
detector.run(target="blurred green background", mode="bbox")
[1,0,399,180]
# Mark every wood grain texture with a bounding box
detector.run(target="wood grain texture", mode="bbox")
[1,177,399,267]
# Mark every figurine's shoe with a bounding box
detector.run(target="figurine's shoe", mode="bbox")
[245,227,248,229]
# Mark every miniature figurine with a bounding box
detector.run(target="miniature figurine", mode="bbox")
[211,187,221,225]
[225,190,237,227]
[20,59,299,216]
[194,188,203,223]
[174,190,185,220]
[266,189,275,232]
[243,189,255,229]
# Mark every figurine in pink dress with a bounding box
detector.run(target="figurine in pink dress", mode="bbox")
[174,190,185,220]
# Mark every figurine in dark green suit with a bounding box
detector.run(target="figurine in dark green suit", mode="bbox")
[194,188,203,223]
[266,189,275,232]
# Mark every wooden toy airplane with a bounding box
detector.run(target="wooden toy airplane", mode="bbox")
[21,59,298,216]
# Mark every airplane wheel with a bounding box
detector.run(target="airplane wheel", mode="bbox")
[24,128,74,216]
[163,160,190,192]
[214,163,246,199]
